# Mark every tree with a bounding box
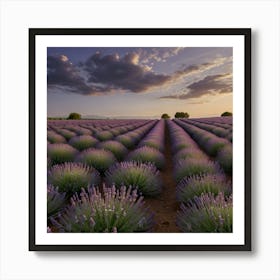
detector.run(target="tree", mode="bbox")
[67,112,81,120]
[161,113,170,119]
[221,111,232,117]
[174,112,189,118]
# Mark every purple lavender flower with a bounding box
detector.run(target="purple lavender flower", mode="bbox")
[105,161,162,197]
[95,131,114,141]
[174,120,229,157]
[96,140,128,160]
[138,120,165,152]
[176,173,232,203]
[177,192,232,232]
[47,131,66,144]
[174,158,219,183]
[69,135,98,151]
[216,145,232,175]
[75,148,117,173]
[173,147,205,163]
[115,134,136,149]
[126,146,165,169]
[50,184,154,233]
[47,143,78,165]
[57,129,76,140]
[47,185,66,218]
[48,162,100,195]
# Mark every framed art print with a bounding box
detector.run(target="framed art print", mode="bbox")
[29,28,251,251]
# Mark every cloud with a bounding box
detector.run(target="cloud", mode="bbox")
[48,55,110,95]
[48,50,232,97]
[48,55,95,95]
[161,73,232,100]
[82,52,172,93]
[173,56,231,79]
[187,73,232,98]
[140,47,184,63]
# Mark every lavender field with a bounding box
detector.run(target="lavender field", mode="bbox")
[47,117,233,233]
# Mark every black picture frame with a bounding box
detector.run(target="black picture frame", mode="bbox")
[29,28,251,251]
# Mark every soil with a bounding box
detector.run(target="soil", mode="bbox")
[145,121,181,232]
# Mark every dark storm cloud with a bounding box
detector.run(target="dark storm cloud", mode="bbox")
[161,73,232,100]
[82,52,171,93]
[47,55,95,95]
[48,55,116,95]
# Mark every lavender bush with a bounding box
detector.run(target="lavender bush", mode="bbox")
[69,135,98,151]
[48,144,78,165]
[105,161,162,197]
[48,162,100,195]
[50,185,154,233]
[47,185,66,218]
[176,174,232,204]
[115,134,135,149]
[126,146,165,169]
[75,148,117,173]
[216,145,232,175]
[138,120,165,152]
[95,131,114,141]
[174,158,218,183]
[173,147,204,163]
[58,129,76,140]
[96,140,128,160]
[177,192,232,232]
[202,136,229,157]
[47,131,66,144]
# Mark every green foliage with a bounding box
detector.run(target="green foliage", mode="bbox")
[177,192,233,232]
[161,113,170,119]
[174,112,189,118]
[47,144,78,165]
[221,111,232,117]
[47,185,66,218]
[48,162,100,195]
[51,185,154,233]
[176,174,232,204]
[105,161,162,197]
[76,148,117,173]
[67,112,81,120]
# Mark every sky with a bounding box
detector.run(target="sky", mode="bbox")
[47,47,232,118]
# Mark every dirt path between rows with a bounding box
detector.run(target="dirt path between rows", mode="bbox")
[145,121,181,232]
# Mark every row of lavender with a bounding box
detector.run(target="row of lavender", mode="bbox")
[47,120,165,233]
[167,120,232,232]
[174,119,232,175]
[47,119,154,144]
[184,119,232,142]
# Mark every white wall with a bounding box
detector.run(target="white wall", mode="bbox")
[0,0,279,279]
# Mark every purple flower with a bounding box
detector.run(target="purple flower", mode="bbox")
[48,162,100,195]
[126,146,165,169]
[177,192,232,232]
[95,131,114,141]
[47,185,66,218]
[69,135,98,151]
[50,184,154,233]
[105,161,162,197]
[75,148,116,173]
[96,140,128,160]
[138,120,165,152]
[48,143,78,165]
[174,158,219,183]
[47,130,66,144]
[176,173,232,203]
[216,145,232,175]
